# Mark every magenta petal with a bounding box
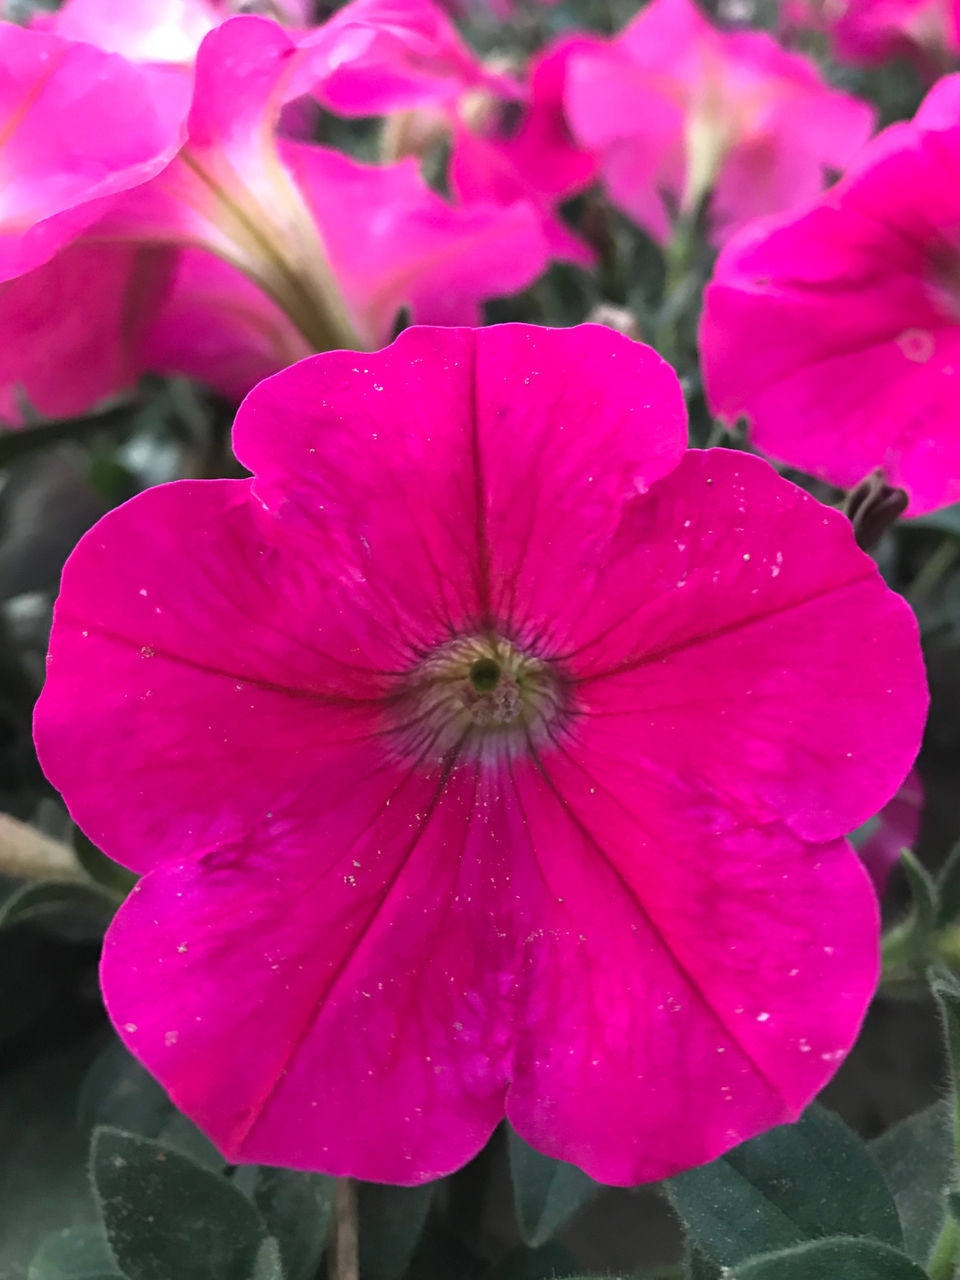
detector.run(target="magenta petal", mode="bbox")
[701,84,960,512]
[506,767,880,1182]
[0,23,188,280]
[99,765,534,1179]
[298,0,510,114]
[233,325,688,630]
[0,241,174,422]
[143,248,312,401]
[36,479,413,871]
[281,143,550,340]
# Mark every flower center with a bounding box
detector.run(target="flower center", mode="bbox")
[391,634,567,766]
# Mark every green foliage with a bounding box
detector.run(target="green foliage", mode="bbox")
[873,1100,955,1261]
[248,1168,333,1280]
[91,1128,273,1280]
[725,1237,930,1279]
[667,1104,902,1268]
[29,1225,121,1280]
[357,1180,436,1280]
[0,877,116,931]
[507,1129,598,1247]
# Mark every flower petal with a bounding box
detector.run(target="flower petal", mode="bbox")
[233,324,688,639]
[35,479,417,871]
[0,23,188,280]
[506,755,879,1183]
[559,449,926,841]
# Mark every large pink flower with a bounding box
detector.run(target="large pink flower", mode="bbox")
[700,73,960,515]
[35,325,925,1184]
[564,0,874,246]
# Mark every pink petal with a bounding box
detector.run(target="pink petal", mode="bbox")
[558,449,927,844]
[280,144,550,341]
[449,38,598,268]
[297,0,513,114]
[0,241,174,422]
[506,772,880,1182]
[143,248,312,401]
[36,0,223,64]
[0,23,188,280]
[233,325,688,624]
[565,0,874,246]
[701,96,960,512]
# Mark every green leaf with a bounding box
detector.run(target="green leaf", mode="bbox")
[91,1127,268,1280]
[358,1181,435,1280]
[684,1245,721,1279]
[931,966,960,1090]
[249,1168,332,1280]
[937,840,960,927]
[727,1236,929,1279]
[0,878,116,930]
[900,849,940,941]
[29,1225,121,1280]
[667,1104,902,1268]
[873,1100,954,1261]
[507,1129,597,1247]
[485,1242,582,1280]
[73,829,137,899]
[912,504,960,538]
[78,1040,224,1171]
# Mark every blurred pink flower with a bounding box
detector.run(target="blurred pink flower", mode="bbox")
[0,21,188,282]
[300,0,596,263]
[0,13,548,419]
[300,0,512,113]
[701,73,960,515]
[36,325,925,1184]
[450,37,599,266]
[565,0,874,246]
[784,0,960,70]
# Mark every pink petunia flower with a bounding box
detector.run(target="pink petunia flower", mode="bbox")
[0,21,188,282]
[783,0,960,70]
[564,0,874,246]
[700,73,960,515]
[35,324,926,1184]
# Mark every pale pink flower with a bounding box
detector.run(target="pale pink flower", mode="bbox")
[36,324,925,1184]
[700,73,960,515]
[565,0,874,245]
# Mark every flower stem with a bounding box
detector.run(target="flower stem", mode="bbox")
[329,1177,359,1280]
[927,1211,959,1280]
